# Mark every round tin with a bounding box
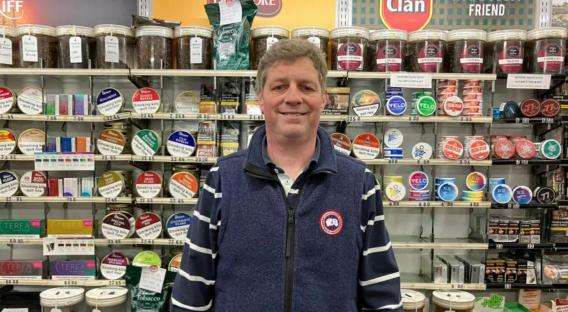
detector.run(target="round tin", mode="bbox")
[330,133,352,156]
[416,96,436,116]
[17,87,42,115]
[0,87,14,114]
[411,142,433,159]
[520,98,541,117]
[384,176,403,185]
[40,287,84,308]
[351,89,380,117]
[401,289,426,311]
[540,99,561,118]
[512,186,533,204]
[97,171,125,198]
[132,250,161,267]
[168,253,182,272]
[132,87,161,113]
[386,95,407,116]
[135,171,162,199]
[167,131,196,157]
[101,212,132,239]
[385,182,406,201]
[96,88,123,116]
[0,170,18,197]
[501,100,521,119]
[515,139,536,159]
[17,128,45,155]
[408,171,429,191]
[0,129,16,155]
[443,96,464,116]
[97,129,126,156]
[492,184,513,204]
[540,139,562,159]
[135,212,162,239]
[493,138,515,159]
[100,251,129,280]
[352,133,381,159]
[441,137,464,160]
[166,212,192,240]
[466,172,487,191]
[409,190,431,201]
[468,139,490,160]
[437,182,458,202]
[489,177,506,193]
[132,129,161,156]
[175,90,200,114]
[169,172,198,199]
[19,170,47,197]
[535,186,556,204]
[85,287,128,307]
[432,291,475,311]
[384,128,403,148]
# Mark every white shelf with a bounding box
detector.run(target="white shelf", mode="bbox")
[0,196,132,204]
[131,155,217,163]
[0,68,130,76]
[95,238,185,245]
[364,159,491,166]
[401,282,486,290]
[0,113,130,122]
[384,201,490,208]
[0,279,125,286]
[0,154,132,161]
[135,197,198,205]
[392,242,488,250]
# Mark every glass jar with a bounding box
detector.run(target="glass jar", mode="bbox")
[175,26,212,70]
[16,24,57,68]
[369,29,407,72]
[486,29,527,74]
[55,25,95,69]
[401,289,426,312]
[432,290,475,312]
[330,26,369,71]
[0,26,17,68]
[94,24,134,69]
[291,27,329,63]
[136,25,174,69]
[251,26,289,69]
[526,27,567,74]
[408,29,447,73]
[447,29,486,73]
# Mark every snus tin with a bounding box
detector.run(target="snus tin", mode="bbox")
[351,89,380,117]
[167,130,196,157]
[101,212,132,239]
[169,172,198,199]
[352,133,381,159]
[412,142,433,159]
[0,129,16,155]
[408,171,429,191]
[466,172,487,191]
[540,139,562,159]
[97,129,126,156]
[0,87,14,114]
[330,133,352,156]
[19,170,47,197]
[535,187,556,204]
[132,129,161,156]
[135,171,162,198]
[96,88,123,116]
[17,87,42,115]
[100,251,129,280]
[416,96,436,116]
[384,128,403,148]
[512,186,533,204]
[520,98,540,117]
[386,96,407,116]
[437,182,458,202]
[492,184,513,204]
[132,250,161,267]
[443,96,464,116]
[385,182,406,201]
[166,212,192,240]
[132,87,161,113]
[18,128,45,155]
[169,253,182,272]
[97,171,125,198]
[0,170,18,197]
[135,212,162,239]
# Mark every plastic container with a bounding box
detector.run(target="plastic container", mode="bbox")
[55,25,95,68]
[330,26,369,71]
[486,29,527,74]
[136,25,174,69]
[85,287,128,312]
[40,287,84,312]
[369,29,407,72]
[252,26,289,69]
[16,24,57,68]
[432,290,475,312]
[408,29,447,72]
[527,27,567,74]
[94,24,134,69]
[448,29,487,73]
[291,27,330,61]
[402,289,426,312]
[0,26,18,67]
[175,26,212,69]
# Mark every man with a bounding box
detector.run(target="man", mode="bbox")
[171,39,402,312]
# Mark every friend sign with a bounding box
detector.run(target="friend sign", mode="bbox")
[380,0,433,32]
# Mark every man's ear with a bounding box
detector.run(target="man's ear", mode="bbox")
[258,93,264,114]
[320,91,328,112]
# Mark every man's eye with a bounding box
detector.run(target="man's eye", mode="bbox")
[272,85,286,91]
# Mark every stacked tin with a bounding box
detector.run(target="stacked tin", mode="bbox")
[464,136,490,160]
[383,128,403,159]
[384,176,406,201]
[462,80,484,116]
[463,172,486,202]
[437,80,458,116]
[385,86,407,116]
[411,91,436,116]
[435,177,458,202]
[408,171,430,201]
[437,136,464,160]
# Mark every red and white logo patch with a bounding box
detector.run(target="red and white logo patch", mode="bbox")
[320,210,343,236]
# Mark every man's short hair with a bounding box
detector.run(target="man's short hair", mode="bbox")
[255,39,327,94]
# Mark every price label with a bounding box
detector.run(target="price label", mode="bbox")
[441,202,454,207]
[248,114,264,121]
[469,202,480,207]
[504,283,512,289]
[6,197,22,202]
[0,114,14,120]
[169,198,186,204]
[527,243,535,249]
[140,239,153,245]
[390,72,432,89]
[507,74,551,90]
[168,113,185,119]
[196,157,209,163]
[8,238,23,244]
[458,116,472,122]
[507,202,520,209]
[64,280,79,285]
[220,114,236,120]
[408,116,420,122]
[346,115,361,122]
[105,198,118,203]
[496,243,504,249]
[388,159,399,164]
[515,160,529,165]
[388,201,400,207]
[459,159,471,165]
[0,155,16,160]
[418,201,430,207]
[108,279,123,286]
[101,155,117,161]
[197,113,208,119]
[3,279,19,285]
[417,159,430,165]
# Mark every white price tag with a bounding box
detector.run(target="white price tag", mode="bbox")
[0,38,12,65]
[390,72,432,89]
[104,36,119,63]
[2,309,29,312]
[266,37,279,50]
[506,74,551,90]
[139,266,167,293]
[69,36,82,63]
[219,0,243,26]
[22,35,38,62]
[35,153,95,171]
[190,37,203,64]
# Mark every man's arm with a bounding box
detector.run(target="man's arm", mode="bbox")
[358,169,402,311]
[171,166,222,311]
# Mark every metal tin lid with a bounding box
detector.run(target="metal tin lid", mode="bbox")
[447,29,487,41]
[97,129,126,156]
[330,26,370,40]
[0,87,14,114]
[401,289,426,310]
[100,251,129,280]
[40,287,84,307]
[17,87,43,115]
[540,139,562,159]
[135,25,174,38]
[17,24,56,37]
[370,29,408,41]
[169,172,198,199]
[408,29,447,42]
[0,128,16,156]
[252,26,289,38]
[443,96,464,117]
[535,186,556,203]
[101,212,132,239]
[291,27,330,38]
[85,287,128,307]
[438,182,458,202]
[94,24,133,37]
[492,184,513,204]
[540,99,560,118]
[466,172,487,191]
[488,29,527,42]
[515,139,536,159]
[168,253,182,272]
[527,27,568,40]
[468,139,490,161]
[519,98,540,117]
[330,133,352,156]
[0,26,16,38]
[19,170,47,197]
[135,171,163,199]
[512,186,533,204]
[96,88,123,116]
[97,171,125,198]
[408,171,429,191]
[132,250,161,267]
[352,89,380,117]
[384,128,403,148]
[442,138,464,160]
[132,129,161,156]
[132,87,161,114]
[432,290,475,309]
[386,96,407,116]
[17,128,45,155]
[167,131,196,157]
[416,96,436,116]
[412,142,433,160]
[0,170,18,197]
[493,138,515,159]
[174,26,213,38]
[56,25,95,37]
[175,90,200,114]
[166,212,192,240]
[135,212,162,239]
[385,181,406,201]
[352,133,381,160]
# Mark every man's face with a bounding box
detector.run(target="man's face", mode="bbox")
[259,57,327,142]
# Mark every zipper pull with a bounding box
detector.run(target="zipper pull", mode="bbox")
[288,210,294,224]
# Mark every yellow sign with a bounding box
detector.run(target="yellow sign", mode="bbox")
[152,0,336,31]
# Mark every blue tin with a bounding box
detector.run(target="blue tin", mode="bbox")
[492,184,512,204]
[386,96,407,116]
[437,182,458,202]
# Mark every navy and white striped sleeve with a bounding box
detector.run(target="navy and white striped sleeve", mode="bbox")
[171,165,222,312]
[358,168,402,311]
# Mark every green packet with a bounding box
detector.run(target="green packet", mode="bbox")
[205,0,257,70]
[0,219,43,237]
[126,265,177,312]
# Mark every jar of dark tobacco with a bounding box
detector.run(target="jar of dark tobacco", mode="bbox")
[408,29,447,73]
[136,25,174,69]
[447,29,486,73]
[330,26,369,71]
[174,26,212,69]
[16,24,57,68]
[291,27,329,63]
[94,24,134,69]
[486,29,526,74]
[0,26,17,68]
[526,27,567,74]
[369,29,407,72]
[251,26,289,69]
[56,25,95,69]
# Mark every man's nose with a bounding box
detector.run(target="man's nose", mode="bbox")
[284,85,302,105]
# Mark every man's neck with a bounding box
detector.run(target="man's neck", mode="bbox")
[266,135,317,180]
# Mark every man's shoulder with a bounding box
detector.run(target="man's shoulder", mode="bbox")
[215,150,247,168]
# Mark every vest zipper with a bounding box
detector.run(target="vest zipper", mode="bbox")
[283,194,296,312]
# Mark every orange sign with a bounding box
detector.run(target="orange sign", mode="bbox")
[380,0,433,32]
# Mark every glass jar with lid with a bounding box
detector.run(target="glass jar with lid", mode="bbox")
[291,27,329,64]
[0,26,17,68]
[136,25,174,69]
[486,29,527,74]
[56,25,95,69]
[369,29,407,72]
[251,26,289,69]
[447,29,487,73]
[408,29,447,73]
[175,26,212,70]
[526,27,567,74]
[94,24,134,69]
[330,26,369,71]
[16,24,57,68]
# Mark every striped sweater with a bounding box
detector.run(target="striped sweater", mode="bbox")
[171,125,402,312]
